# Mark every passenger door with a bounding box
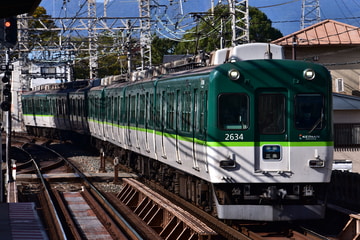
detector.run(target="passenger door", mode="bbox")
[255,89,290,172]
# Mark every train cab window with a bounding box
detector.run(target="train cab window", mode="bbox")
[218,93,248,130]
[258,94,285,134]
[295,94,323,130]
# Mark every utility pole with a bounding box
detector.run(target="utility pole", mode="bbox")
[88,0,98,79]
[301,0,320,29]
[229,0,249,46]
[138,0,152,70]
[1,50,13,188]
[0,16,17,201]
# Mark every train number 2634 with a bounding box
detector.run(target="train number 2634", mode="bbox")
[225,133,244,141]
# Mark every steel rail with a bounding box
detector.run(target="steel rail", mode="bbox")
[44,144,144,240]
[20,146,68,240]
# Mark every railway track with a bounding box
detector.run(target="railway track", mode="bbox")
[10,137,357,239]
[14,142,143,239]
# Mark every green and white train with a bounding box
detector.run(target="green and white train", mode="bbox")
[22,43,333,221]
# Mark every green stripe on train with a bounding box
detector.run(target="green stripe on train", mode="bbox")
[89,119,333,147]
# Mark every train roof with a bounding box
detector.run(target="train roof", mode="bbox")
[156,65,215,79]
[90,65,214,91]
[22,79,98,96]
[21,88,77,96]
[102,80,132,89]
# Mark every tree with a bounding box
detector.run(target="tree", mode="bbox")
[151,35,178,65]
[29,7,58,48]
[249,7,282,42]
[174,5,283,55]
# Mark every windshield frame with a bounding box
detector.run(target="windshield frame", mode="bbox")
[294,93,324,131]
[217,93,249,130]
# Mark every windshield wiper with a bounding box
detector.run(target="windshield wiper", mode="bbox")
[308,111,323,134]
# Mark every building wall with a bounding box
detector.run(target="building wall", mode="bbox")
[334,110,360,124]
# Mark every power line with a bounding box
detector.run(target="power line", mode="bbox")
[256,0,300,9]
[272,16,360,24]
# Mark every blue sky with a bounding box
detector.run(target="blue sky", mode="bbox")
[250,0,360,35]
[40,0,360,36]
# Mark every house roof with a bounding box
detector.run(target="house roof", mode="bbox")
[272,19,360,46]
[333,93,360,110]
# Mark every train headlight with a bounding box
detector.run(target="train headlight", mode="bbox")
[303,68,315,80]
[228,69,240,81]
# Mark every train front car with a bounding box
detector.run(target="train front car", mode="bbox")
[207,59,333,221]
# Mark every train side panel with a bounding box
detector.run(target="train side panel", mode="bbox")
[69,91,89,135]
[88,86,106,141]
[121,81,156,158]
[154,74,211,180]
[22,93,53,129]
[103,86,125,148]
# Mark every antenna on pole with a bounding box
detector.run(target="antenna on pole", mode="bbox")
[301,0,320,29]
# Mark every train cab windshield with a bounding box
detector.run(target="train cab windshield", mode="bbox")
[218,93,249,130]
[295,94,324,131]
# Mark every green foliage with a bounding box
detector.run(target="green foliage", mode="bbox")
[249,7,282,42]
[72,33,130,79]
[29,7,59,46]
[173,5,283,55]
[151,36,178,65]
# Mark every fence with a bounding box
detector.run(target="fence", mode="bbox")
[334,123,360,151]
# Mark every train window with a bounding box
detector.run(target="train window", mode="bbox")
[295,94,323,130]
[71,99,75,116]
[161,92,166,128]
[193,89,198,131]
[63,98,68,115]
[114,97,118,122]
[181,91,191,132]
[35,99,40,114]
[199,91,207,134]
[79,98,83,116]
[130,95,136,124]
[119,96,123,123]
[57,99,61,116]
[258,94,285,134]
[149,93,154,128]
[44,98,49,115]
[166,92,174,129]
[77,99,80,116]
[22,99,28,114]
[95,98,100,119]
[106,96,111,122]
[218,93,248,130]
[139,94,145,126]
